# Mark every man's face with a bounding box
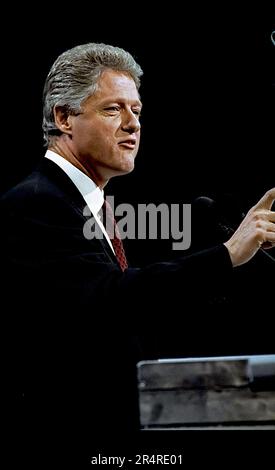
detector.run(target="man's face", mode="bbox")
[69,69,142,185]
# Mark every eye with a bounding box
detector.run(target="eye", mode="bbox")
[132,109,142,118]
[105,106,120,113]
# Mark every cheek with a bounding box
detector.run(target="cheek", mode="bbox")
[86,128,110,152]
[103,135,116,152]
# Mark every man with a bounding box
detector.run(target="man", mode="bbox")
[1,43,275,457]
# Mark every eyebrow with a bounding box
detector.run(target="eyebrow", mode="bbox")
[101,98,143,108]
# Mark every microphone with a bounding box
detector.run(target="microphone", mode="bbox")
[193,195,275,263]
[193,196,236,238]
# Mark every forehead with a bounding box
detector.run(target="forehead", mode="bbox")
[92,69,142,105]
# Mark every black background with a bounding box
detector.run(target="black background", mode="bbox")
[1,5,275,345]
[2,7,274,200]
[2,5,275,466]
[2,6,274,271]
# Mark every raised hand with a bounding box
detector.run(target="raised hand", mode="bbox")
[224,188,275,267]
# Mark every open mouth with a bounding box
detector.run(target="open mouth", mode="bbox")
[118,139,136,149]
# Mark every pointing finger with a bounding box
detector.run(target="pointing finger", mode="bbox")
[254,188,275,211]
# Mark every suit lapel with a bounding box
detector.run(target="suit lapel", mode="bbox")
[36,158,119,266]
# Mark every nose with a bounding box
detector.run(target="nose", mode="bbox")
[121,110,141,133]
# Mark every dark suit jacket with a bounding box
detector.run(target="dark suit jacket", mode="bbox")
[1,158,233,459]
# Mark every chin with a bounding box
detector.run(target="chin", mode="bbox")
[107,154,136,177]
[120,157,136,173]
[120,165,135,176]
[112,163,135,177]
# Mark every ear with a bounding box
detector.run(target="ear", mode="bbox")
[53,105,73,136]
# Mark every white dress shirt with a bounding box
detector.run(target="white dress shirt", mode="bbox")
[45,150,115,254]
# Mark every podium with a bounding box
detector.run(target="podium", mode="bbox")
[137,355,275,429]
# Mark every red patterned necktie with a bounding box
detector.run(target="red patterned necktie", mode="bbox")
[103,199,128,272]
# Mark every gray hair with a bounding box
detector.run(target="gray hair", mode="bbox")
[42,43,143,146]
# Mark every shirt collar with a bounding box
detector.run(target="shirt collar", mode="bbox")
[45,150,104,215]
